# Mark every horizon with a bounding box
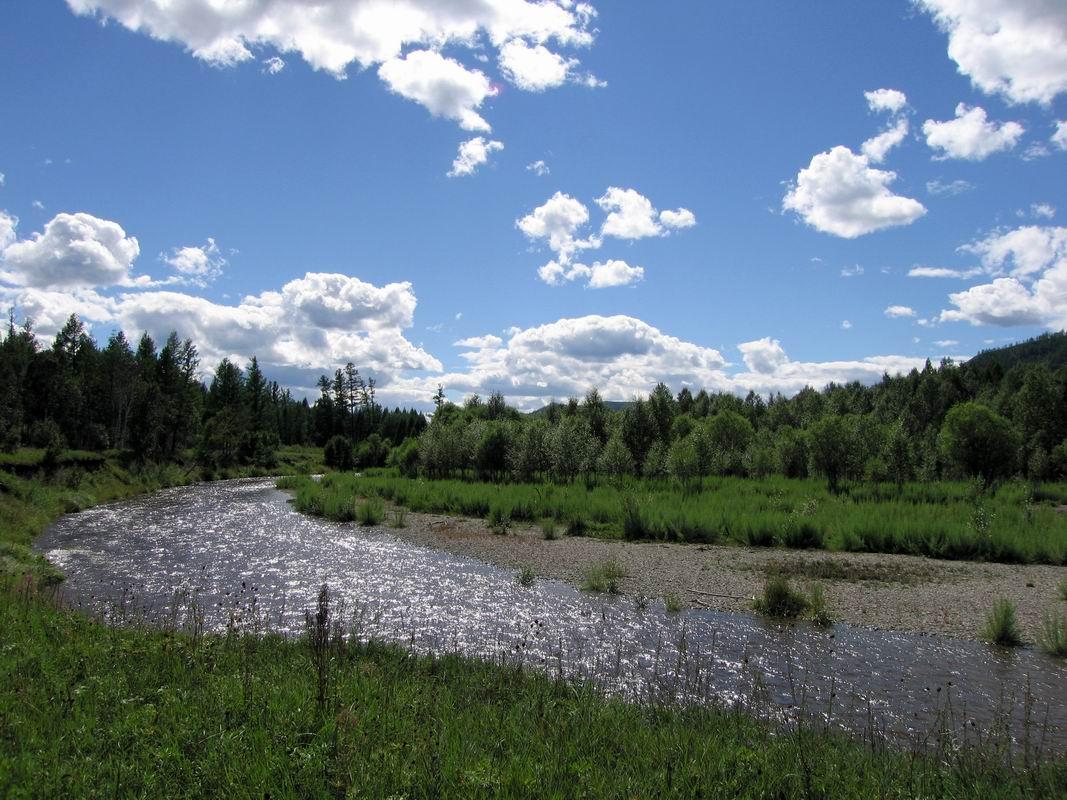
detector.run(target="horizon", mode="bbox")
[1,2,1065,410]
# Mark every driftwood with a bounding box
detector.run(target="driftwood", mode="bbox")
[687,587,748,600]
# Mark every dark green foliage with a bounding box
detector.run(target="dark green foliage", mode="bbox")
[753,576,809,619]
[940,403,1020,483]
[323,435,355,471]
[982,598,1023,646]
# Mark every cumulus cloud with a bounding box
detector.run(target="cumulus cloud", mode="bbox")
[378,50,496,131]
[596,187,696,239]
[885,305,917,318]
[865,88,908,114]
[861,118,909,163]
[1031,203,1056,220]
[525,159,549,176]
[537,258,644,289]
[917,0,1067,105]
[939,225,1067,328]
[67,0,599,129]
[922,103,1024,160]
[1053,121,1067,150]
[517,191,597,264]
[0,212,140,289]
[738,337,789,374]
[447,137,504,177]
[162,238,226,285]
[783,145,926,238]
[0,211,16,250]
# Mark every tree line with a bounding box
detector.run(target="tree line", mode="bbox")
[418,354,1067,488]
[0,313,425,469]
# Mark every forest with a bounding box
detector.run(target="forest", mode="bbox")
[0,313,424,469]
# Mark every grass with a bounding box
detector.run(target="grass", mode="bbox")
[389,507,408,528]
[356,498,384,526]
[4,583,1064,798]
[1059,577,1067,602]
[284,471,1067,565]
[753,576,809,620]
[517,565,536,587]
[1038,612,1067,658]
[807,583,834,627]
[487,506,511,535]
[982,599,1023,647]
[664,592,683,614]
[581,560,625,594]
[540,518,558,540]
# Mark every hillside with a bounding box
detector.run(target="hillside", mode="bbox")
[966,331,1067,373]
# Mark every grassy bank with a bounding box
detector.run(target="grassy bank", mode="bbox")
[2,582,1064,799]
[282,471,1067,565]
[0,446,324,582]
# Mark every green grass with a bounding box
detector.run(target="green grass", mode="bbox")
[982,599,1023,647]
[1038,612,1067,658]
[282,471,1067,565]
[3,584,1064,798]
[517,565,536,587]
[753,576,809,620]
[581,559,625,594]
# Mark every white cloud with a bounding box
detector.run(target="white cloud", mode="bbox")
[885,305,917,318]
[926,178,974,196]
[865,88,908,114]
[31,200,45,211]
[447,137,504,177]
[378,50,496,132]
[659,207,697,230]
[537,258,644,289]
[1032,203,1056,220]
[908,266,984,279]
[454,334,502,349]
[0,211,16,250]
[498,39,576,91]
[162,238,226,285]
[68,0,599,130]
[861,118,909,163]
[934,339,959,347]
[0,173,5,187]
[517,191,597,264]
[841,320,853,329]
[939,225,1067,328]
[962,225,1067,278]
[922,103,1024,160]
[262,56,286,75]
[1054,121,1067,150]
[783,145,926,238]
[0,212,140,289]
[917,0,1067,105]
[840,264,864,277]
[738,337,788,374]
[596,187,696,239]
[526,159,549,176]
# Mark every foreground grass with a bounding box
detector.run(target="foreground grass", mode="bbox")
[0,446,324,581]
[283,471,1067,565]
[2,585,1064,799]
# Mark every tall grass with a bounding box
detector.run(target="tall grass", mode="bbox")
[283,471,1067,565]
[3,582,1062,798]
[982,599,1023,646]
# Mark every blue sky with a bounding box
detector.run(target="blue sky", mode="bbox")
[1,1,1065,407]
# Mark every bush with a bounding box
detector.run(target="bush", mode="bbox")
[388,437,421,478]
[981,598,1022,646]
[939,403,1020,483]
[323,436,355,471]
[753,576,808,619]
[581,560,625,594]
[487,506,511,535]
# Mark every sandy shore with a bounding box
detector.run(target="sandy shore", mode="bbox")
[381,509,1066,643]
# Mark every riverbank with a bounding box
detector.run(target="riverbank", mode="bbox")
[370,507,1065,643]
[3,580,1064,799]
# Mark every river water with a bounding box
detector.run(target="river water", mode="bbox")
[35,478,1067,755]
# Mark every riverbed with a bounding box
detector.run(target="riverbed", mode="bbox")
[36,477,1067,755]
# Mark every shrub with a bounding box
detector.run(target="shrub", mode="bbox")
[753,576,808,619]
[981,598,1022,646]
[323,436,355,471]
[664,593,682,614]
[807,583,833,627]
[581,560,625,594]
[1038,612,1067,657]
[487,506,511,535]
[356,498,383,526]
[541,519,558,540]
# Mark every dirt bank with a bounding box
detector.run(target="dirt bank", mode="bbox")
[383,510,1066,643]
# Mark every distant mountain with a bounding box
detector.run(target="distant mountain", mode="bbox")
[965,331,1067,373]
